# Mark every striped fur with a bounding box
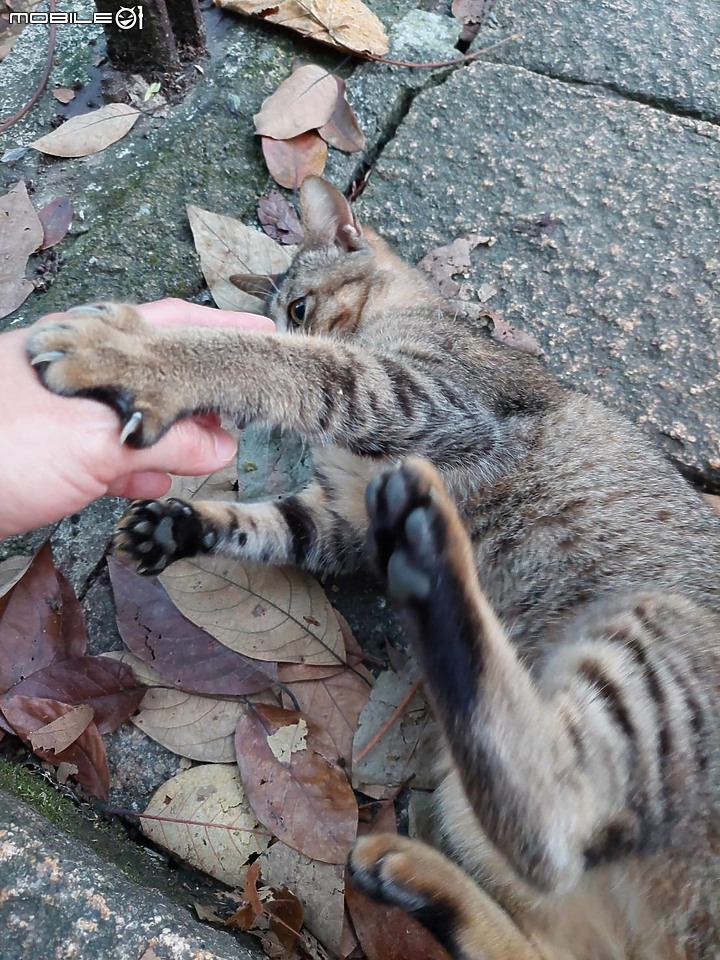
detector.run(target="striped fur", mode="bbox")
[26,178,720,959]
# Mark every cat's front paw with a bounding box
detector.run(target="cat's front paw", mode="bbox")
[348,834,437,913]
[26,303,171,448]
[115,498,218,574]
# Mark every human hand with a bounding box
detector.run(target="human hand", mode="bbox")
[0,299,274,539]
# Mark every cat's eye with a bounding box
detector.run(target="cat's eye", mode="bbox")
[288,297,307,326]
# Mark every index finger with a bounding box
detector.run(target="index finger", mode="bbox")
[137,298,275,332]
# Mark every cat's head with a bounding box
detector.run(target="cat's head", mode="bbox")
[232,178,439,337]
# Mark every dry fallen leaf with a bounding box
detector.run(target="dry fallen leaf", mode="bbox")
[704,494,720,516]
[108,557,277,696]
[27,703,94,753]
[254,64,338,140]
[218,0,389,56]
[37,196,73,250]
[317,76,365,153]
[417,234,489,299]
[451,0,499,43]
[51,87,76,104]
[1,695,109,799]
[0,555,31,599]
[257,190,304,245]
[159,555,345,666]
[259,842,345,956]
[31,103,140,158]
[352,666,440,791]
[141,764,272,885]
[236,704,358,863]
[187,204,293,312]
[0,181,43,320]
[262,132,328,190]
[486,313,543,357]
[281,656,372,770]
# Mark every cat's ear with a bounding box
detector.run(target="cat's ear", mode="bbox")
[299,177,363,252]
[229,273,282,298]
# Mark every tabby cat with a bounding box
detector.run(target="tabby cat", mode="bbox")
[27,177,720,960]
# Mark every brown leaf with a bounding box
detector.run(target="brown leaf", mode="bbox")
[257,190,304,245]
[278,611,363,683]
[486,314,543,357]
[0,555,31,599]
[27,703,94,753]
[417,234,490,299]
[51,87,76,104]
[0,181,43,320]
[187,203,292,312]
[158,555,345,666]
[108,557,277,696]
[317,77,365,153]
[254,64,338,140]
[244,860,265,917]
[281,661,372,770]
[703,494,720,516]
[235,704,358,863]
[451,0,498,42]
[37,196,73,249]
[261,132,328,191]
[345,880,452,960]
[3,655,145,733]
[31,103,140,158]
[57,569,89,659]
[218,0,389,56]
[141,764,272,885]
[1,696,109,799]
[259,842,344,955]
[0,543,64,694]
[266,886,304,955]
[352,666,440,791]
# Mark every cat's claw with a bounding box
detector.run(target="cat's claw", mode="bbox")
[30,351,66,367]
[119,410,144,445]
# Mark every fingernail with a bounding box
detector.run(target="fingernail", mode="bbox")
[213,431,237,463]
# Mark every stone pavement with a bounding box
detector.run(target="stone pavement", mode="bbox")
[0,1,718,956]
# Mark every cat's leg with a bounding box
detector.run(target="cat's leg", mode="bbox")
[348,834,542,960]
[25,303,504,469]
[366,459,714,894]
[115,482,365,575]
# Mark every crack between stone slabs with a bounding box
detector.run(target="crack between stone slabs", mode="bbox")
[346,64,458,194]
[492,60,720,129]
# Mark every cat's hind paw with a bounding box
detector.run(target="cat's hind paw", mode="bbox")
[115,498,216,574]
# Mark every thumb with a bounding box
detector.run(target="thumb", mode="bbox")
[123,417,237,477]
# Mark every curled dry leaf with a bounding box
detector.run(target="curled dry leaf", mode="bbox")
[259,841,345,956]
[31,103,140,158]
[218,0,389,56]
[52,87,76,104]
[108,557,277,696]
[27,703,94,753]
[235,704,358,863]
[486,313,543,357]
[141,764,272,885]
[317,77,365,153]
[0,181,43,320]
[417,234,490,299]
[352,666,440,791]
[257,190,304,245]
[37,196,73,250]
[262,132,328,190]
[1,696,109,799]
[3,655,145,733]
[159,556,345,666]
[254,64,338,140]
[187,203,292,312]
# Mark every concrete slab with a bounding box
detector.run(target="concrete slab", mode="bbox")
[357,60,720,488]
[484,0,720,123]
